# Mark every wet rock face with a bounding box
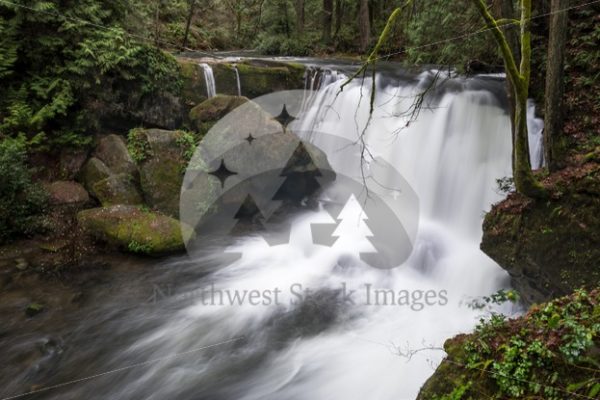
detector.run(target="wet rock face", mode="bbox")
[77,205,188,255]
[481,163,600,304]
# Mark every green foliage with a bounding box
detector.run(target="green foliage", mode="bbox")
[432,381,472,400]
[127,128,151,163]
[175,130,197,162]
[0,0,181,149]
[462,289,600,400]
[127,239,153,254]
[404,0,500,68]
[467,289,519,311]
[0,136,47,243]
[255,33,313,56]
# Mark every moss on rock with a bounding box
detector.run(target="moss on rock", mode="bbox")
[77,205,188,255]
[129,128,196,217]
[418,289,600,400]
[92,173,143,206]
[189,95,249,136]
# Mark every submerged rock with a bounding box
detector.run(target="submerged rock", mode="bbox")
[77,205,187,255]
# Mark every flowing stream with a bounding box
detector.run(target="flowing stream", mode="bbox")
[4,60,544,400]
[200,62,217,98]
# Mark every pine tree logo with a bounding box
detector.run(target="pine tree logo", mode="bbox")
[330,194,378,257]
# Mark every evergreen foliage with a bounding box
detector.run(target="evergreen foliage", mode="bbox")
[0,0,181,149]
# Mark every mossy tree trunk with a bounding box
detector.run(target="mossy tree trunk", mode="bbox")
[544,0,569,172]
[471,0,547,198]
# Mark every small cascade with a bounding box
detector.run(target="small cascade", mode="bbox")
[200,63,217,98]
[527,100,545,169]
[233,64,242,96]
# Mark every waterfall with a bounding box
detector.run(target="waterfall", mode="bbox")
[527,99,545,169]
[233,64,242,96]
[47,65,535,400]
[200,62,217,98]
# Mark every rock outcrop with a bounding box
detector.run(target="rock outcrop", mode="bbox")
[481,162,600,304]
[179,58,305,107]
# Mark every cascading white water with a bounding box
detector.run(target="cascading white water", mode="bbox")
[200,62,217,98]
[527,100,545,169]
[59,66,545,400]
[234,64,242,96]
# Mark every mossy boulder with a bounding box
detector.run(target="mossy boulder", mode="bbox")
[77,205,188,255]
[129,128,195,217]
[93,173,143,206]
[78,157,111,198]
[189,95,249,135]
[481,162,600,304]
[93,134,138,177]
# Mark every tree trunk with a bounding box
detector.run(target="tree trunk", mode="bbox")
[334,0,343,38]
[471,0,547,198]
[295,0,305,35]
[154,0,161,47]
[358,0,370,52]
[544,0,569,171]
[322,0,333,43]
[493,0,519,165]
[181,0,196,50]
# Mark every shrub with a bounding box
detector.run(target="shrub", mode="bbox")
[0,136,47,243]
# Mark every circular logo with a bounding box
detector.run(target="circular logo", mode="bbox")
[180,90,419,269]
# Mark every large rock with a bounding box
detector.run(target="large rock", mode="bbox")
[93,173,143,206]
[481,162,600,304]
[93,134,137,176]
[131,129,195,217]
[78,157,111,198]
[44,181,89,205]
[77,205,188,255]
[137,92,184,130]
[59,148,88,180]
[189,95,249,135]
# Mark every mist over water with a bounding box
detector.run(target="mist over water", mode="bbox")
[30,63,538,400]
